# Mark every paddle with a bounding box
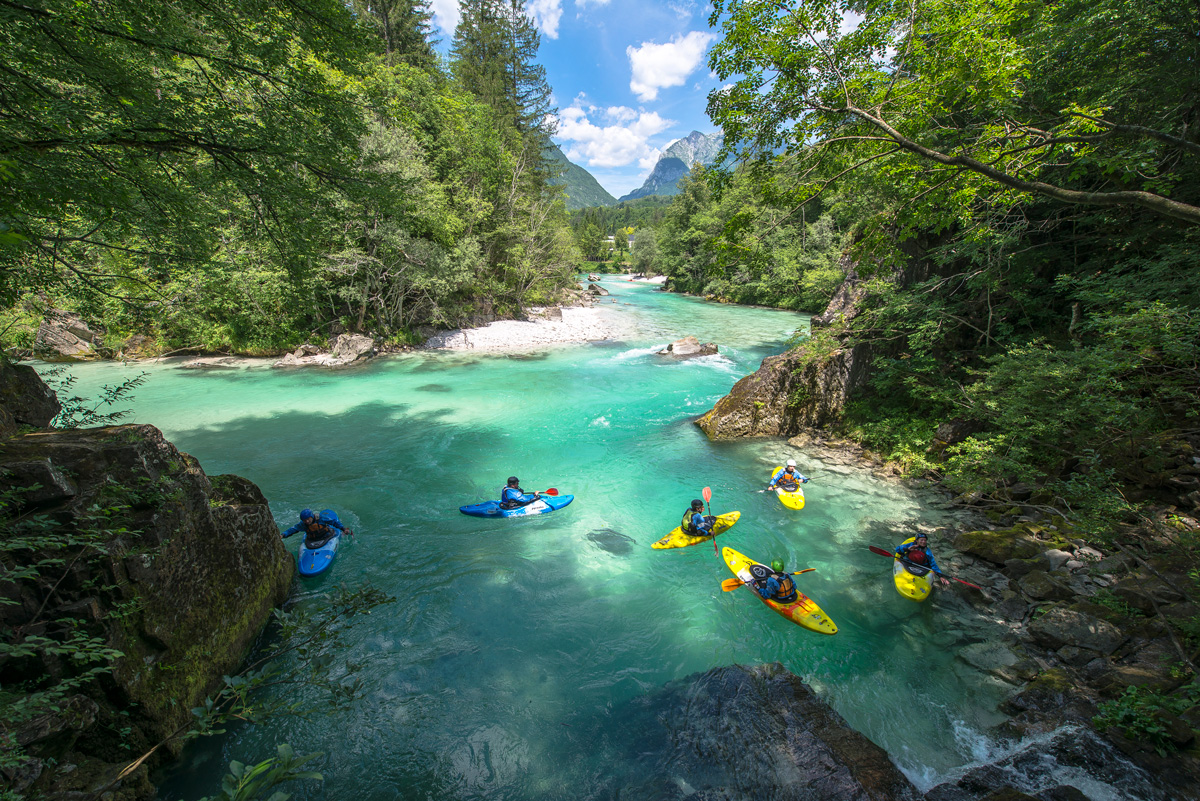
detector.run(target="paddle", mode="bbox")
[539,488,559,496]
[702,486,717,554]
[866,545,984,590]
[721,568,816,591]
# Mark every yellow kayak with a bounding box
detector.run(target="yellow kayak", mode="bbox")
[652,511,740,550]
[722,546,837,635]
[893,537,936,601]
[771,466,805,510]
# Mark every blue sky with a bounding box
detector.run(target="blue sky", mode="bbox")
[428,0,724,198]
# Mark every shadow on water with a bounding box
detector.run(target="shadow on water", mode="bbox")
[586,528,635,554]
[415,383,453,392]
[411,355,483,372]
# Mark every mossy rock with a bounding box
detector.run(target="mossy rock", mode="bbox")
[954,523,1068,564]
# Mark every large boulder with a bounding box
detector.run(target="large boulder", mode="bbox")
[596,662,920,800]
[696,343,872,438]
[34,309,104,361]
[0,424,293,797]
[1028,603,1126,654]
[274,334,376,368]
[657,335,718,358]
[954,526,1053,564]
[0,361,61,435]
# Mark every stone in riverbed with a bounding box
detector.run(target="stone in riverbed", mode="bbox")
[274,333,376,367]
[1028,603,1125,654]
[657,335,717,358]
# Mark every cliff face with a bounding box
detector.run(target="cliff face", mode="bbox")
[0,363,292,799]
[697,238,939,440]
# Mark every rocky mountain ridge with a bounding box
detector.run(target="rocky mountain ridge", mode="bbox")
[619,130,724,201]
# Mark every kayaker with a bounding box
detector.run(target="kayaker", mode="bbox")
[768,460,809,491]
[895,534,950,588]
[499,477,541,509]
[281,508,351,547]
[754,559,799,603]
[681,499,715,536]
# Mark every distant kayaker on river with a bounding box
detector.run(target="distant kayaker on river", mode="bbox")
[895,534,951,588]
[754,560,799,603]
[681,498,715,537]
[281,509,351,547]
[499,477,541,509]
[768,460,809,490]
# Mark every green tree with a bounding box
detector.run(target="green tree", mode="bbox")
[707,0,1200,235]
[0,0,371,304]
[578,223,604,261]
[351,0,438,69]
[631,226,659,275]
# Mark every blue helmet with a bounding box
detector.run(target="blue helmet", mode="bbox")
[300,508,315,521]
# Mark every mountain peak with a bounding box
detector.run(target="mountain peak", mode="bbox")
[618,131,724,202]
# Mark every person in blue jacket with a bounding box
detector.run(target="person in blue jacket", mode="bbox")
[499,477,541,509]
[281,509,351,547]
[768,459,809,490]
[681,498,715,536]
[896,534,950,588]
[755,559,799,603]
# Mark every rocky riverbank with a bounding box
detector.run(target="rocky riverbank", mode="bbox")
[0,362,293,799]
[725,415,1200,798]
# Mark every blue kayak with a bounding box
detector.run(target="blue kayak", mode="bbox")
[459,494,574,518]
[298,509,345,576]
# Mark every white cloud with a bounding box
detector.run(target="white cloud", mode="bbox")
[428,0,460,34]
[668,0,697,18]
[428,0,562,38]
[527,0,563,38]
[627,31,716,102]
[556,99,674,168]
[637,149,662,170]
[575,0,611,7]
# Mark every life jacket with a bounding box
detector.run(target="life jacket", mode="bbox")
[681,508,704,534]
[500,486,529,509]
[776,469,799,490]
[904,547,928,564]
[772,573,797,602]
[303,521,334,547]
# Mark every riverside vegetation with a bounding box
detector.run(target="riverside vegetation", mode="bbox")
[1,0,579,356]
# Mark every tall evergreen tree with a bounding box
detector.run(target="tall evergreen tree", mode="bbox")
[450,0,554,140]
[351,0,437,69]
[500,0,554,140]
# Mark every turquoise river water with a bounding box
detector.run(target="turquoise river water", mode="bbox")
[47,278,1021,799]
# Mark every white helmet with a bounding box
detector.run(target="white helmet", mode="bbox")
[786,459,797,467]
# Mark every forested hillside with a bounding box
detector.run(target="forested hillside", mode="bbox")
[545,144,617,210]
[0,0,580,356]
[645,0,1200,532]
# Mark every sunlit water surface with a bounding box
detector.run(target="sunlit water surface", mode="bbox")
[48,279,1015,799]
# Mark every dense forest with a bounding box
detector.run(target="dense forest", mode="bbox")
[0,0,580,355]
